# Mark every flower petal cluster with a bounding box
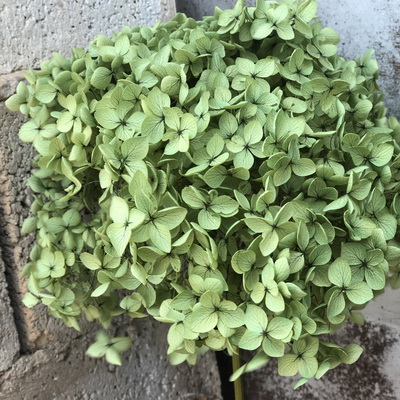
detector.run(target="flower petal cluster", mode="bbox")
[8,0,400,384]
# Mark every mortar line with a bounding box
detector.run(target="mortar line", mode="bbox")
[0,180,31,355]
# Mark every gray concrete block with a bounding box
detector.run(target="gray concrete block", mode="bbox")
[317,0,400,118]
[0,318,222,400]
[363,288,400,329]
[175,0,254,20]
[0,0,176,74]
[0,250,20,373]
[0,72,25,102]
[0,102,34,351]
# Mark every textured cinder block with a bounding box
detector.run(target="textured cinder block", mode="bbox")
[0,250,20,373]
[0,72,25,102]
[175,0,254,19]
[0,0,176,74]
[0,102,35,348]
[317,0,400,118]
[0,318,222,400]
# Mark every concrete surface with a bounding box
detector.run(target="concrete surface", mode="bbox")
[0,250,20,373]
[0,314,222,400]
[0,1,223,399]
[0,0,176,74]
[317,0,400,119]
[175,0,243,20]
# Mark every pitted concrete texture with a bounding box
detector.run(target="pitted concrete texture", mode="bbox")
[0,317,222,400]
[175,0,254,20]
[0,72,25,102]
[176,0,400,118]
[0,101,32,334]
[0,0,176,74]
[0,250,20,373]
[317,0,400,118]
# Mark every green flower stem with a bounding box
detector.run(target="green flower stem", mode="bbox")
[232,352,244,400]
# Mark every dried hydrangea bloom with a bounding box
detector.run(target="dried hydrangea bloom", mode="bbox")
[7,0,400,386]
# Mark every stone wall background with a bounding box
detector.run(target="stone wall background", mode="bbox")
[0,1,222,399]
[1,0,400,399]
